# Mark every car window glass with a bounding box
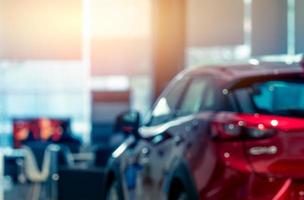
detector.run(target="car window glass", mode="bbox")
[149,77,189,126]
[234,80,304,118]
[178,78,213,116]
[253,81,304,111]
[203,87,215,110]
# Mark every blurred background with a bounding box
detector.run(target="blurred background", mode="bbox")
[0,0,303,146]
[0,0,303,199]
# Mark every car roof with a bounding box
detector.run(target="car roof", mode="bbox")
[183,62,304,84]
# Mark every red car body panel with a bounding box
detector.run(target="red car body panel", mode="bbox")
[190,112,304,199]
[190,65,304,200]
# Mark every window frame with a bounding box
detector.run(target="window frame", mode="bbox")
[145,75,191,127]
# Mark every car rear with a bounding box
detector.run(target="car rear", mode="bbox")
[229,72,304,178]
[207,67,304,199]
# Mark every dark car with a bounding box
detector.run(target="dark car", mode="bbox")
[104,62,304,200]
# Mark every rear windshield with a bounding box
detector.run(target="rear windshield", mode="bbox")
[233,80,304,118]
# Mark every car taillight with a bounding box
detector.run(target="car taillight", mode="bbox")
[212,122,242,140]
[212,113,277,140]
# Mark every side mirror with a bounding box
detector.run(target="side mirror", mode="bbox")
[114,111,141,136]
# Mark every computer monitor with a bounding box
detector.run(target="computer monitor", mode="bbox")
[13,118,71,148]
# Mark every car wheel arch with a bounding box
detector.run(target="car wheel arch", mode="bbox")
[165,158,199,200]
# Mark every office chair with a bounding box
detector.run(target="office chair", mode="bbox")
[22,144,60,200]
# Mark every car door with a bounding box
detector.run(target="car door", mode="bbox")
[121,75,190,200]
[134,76,219,200]
[174,76,220,192]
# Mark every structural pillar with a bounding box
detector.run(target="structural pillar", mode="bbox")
[151,0,187,100]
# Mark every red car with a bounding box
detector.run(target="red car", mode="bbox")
[104,62,304,200]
